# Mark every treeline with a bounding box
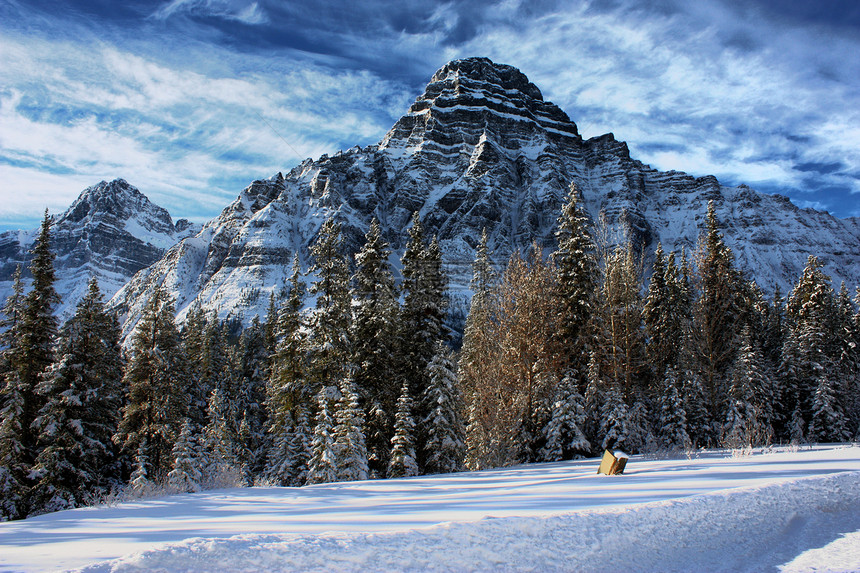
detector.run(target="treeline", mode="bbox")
[462,185,860,469]
[2,186,860,521]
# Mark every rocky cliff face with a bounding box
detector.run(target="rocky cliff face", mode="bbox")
[0,179,198,320]
[108,57,860,337]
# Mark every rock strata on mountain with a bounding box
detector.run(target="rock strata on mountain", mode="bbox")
[0,179,199,320]
[107,57,860,337]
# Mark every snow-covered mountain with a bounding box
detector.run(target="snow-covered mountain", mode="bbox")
[0,179,199,320]
[107,57,860,335]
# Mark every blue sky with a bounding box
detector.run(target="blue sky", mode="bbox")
[1,0,859,231]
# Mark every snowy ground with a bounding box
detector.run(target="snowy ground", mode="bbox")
[1,445,859,573]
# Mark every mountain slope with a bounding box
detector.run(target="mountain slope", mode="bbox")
[0,179,198,320]
[109,57,860,335]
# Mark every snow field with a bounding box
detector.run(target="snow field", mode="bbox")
[1,444,859,572]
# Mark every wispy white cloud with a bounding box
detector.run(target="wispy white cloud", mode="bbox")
[152,0,268,25]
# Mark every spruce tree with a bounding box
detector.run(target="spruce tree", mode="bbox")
[307,388,337,485]
[400,213,448,429]
[168,418,203,493]
[7,212,61,495]
[334,372,369,482]
[388,381,418,478]
[266,255,309,484]
[722,327,771,448]
[693,202,743,418]
[540,371,590,461]
[551,183,598,382]
[656,367,691,451]
[0,266,28,520]
[114,286,190,482]
[351,219,400,477]
[30,278,124,514]
[422,341,466,473]
[307,216,352,396]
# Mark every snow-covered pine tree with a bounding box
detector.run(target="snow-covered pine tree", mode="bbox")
[599,383,631,452]
[205,380,241,478]
[540,371,590,461]
[350,219,400,477]
[266,255,309,485]
[0,265,28,520]
[582,351,603,451]
[334,372,368,482]
[722,327,772,448]
[388,381,418,478]
[29,278,124,515]
[114,285,190,482]
[422,341,466,474]
[399,213,449,441]
[644,244,684,381]
[656,366,691,451]
[232,319,271,478]
[129,440,152,496]
[306,216,352,396]
[551,183,598,384]
[693,202,744,420]
[168,418,203,493]
[307,388,337,485]
[9,213,61,489]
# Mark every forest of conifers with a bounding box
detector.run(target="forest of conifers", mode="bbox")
[1,184,858,521]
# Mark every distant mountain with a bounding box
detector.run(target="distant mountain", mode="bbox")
[104,57,860,336]
[0,179,199,320]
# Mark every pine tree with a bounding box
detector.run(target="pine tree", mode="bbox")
[129,441,152,496]
[168,418,203,493]
[540,371,590,461]
[400,213,448,434]
[599,383,631,452]
[307,388,337,485]
[693,202,743,418]
[232,319,271,477]
[644,244,684,381]
[552,183,598,381]
[0,266,28,520]
[334,372,368,482]
[114,286,190,481]
[656,367,691,451]
[3,212,62,513]
[722,327,772,447]
[306,216,352,395]
[422,342,465,474]
[29,278,124,514]
[351,219,400,476]
[266,255,309,485]
[388,381,418,478]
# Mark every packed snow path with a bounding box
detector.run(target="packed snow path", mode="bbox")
[1,445,859,572]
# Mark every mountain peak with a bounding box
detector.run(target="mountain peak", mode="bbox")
[429,57,545,101]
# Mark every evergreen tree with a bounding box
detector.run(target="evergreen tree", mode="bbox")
[422,342,466,473]
[722,327,772,447]
[644,244,684,381]
[551,183,598,382]
[400,213,448,431]
[540,371,590,461]
[168,418,203,493]
[306,216,352,395]
[351,219,400,476]
[599,383,632,452]
[388,381,418,478]
[29,278,124,514]
[656,367,691,451]
[232,319,271,477]
[4,212,61,506]
[307,388,337,485]
[129,440,152,496]
[0,266,28,520]
[266,255,309,485]
[114,286,190,481]
[334,372,368,482]
[693,202,743,417]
